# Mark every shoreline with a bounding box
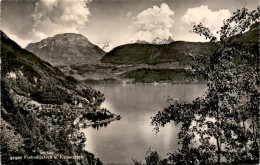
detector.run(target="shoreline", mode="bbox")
[84,80,207,85]
[80,115,122,128]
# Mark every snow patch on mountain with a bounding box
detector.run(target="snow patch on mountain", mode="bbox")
[98,42,114,52]
[151,36,174,44]
[131,36,174,45]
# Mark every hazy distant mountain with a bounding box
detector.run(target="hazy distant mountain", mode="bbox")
[133,37,173,44]
[26,33,105,66]
[135,40,150,44]
[151,36,174,44]
[97,42,114,52]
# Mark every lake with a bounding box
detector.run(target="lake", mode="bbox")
[81,83,207,164]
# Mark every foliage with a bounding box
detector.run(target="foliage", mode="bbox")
[150,7,260,164]
[133,148,168,165]
[1,76,102,165]
[84,111,113,121]
[120,68,201,83]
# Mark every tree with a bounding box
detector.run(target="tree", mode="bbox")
[145,148,160,165]
[133,148,168,165]
[151,7,260,164]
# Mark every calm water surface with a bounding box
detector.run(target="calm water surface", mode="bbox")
[81,83,207,164]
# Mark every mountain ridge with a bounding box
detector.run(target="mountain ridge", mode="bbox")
[101,22,259,64]
[101,41,213,64]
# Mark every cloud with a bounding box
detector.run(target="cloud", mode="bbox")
[179,26,184,30]
[131,3,174,42]
[182,5,231,33]
[32,0,91,40]
[126,12,133,18]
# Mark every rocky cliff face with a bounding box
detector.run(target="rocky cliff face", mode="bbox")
[26,33,105,66]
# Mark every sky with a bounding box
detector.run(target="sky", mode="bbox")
[1,0,259,48]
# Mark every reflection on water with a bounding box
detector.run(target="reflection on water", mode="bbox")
[81,83,207,164]
[92,122,109,130]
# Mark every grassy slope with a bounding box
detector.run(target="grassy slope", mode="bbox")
[101,41,213,64]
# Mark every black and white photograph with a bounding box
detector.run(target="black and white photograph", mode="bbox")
[1,0,259,164]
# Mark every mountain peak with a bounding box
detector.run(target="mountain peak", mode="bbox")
[25,33,105,66]
[151,36,174,45]
[132,37,173,45]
